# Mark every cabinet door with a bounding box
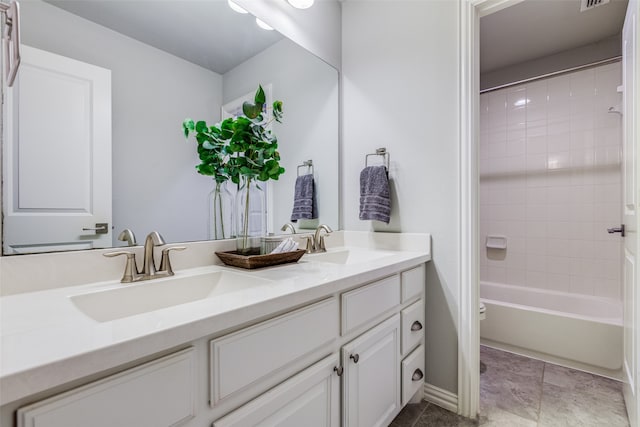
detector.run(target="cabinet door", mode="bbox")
[210,298,338,406]
[342,314,401,427]
[213,354,340,427]
[17,348,195,427]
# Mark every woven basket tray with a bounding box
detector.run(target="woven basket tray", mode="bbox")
[215,249,306,269]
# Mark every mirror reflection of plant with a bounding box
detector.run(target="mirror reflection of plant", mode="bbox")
[182,85,284,184]
[183,118,231,239]
[183,85,284,249]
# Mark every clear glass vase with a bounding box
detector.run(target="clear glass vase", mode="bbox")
[235,176,266,255]
[209,180,234,240]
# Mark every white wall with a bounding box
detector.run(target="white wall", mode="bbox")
[342,0,460,394]
[19,0,222,245]
[480,62,623,300]
[223,38,340,232]
[234,0,341,70]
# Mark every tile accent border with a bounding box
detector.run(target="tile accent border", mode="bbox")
[423,382,458,413]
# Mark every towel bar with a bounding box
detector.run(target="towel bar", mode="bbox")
[297,160,314,176]
[365,148,390,171]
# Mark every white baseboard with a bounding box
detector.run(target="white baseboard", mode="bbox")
[423,382,458,413]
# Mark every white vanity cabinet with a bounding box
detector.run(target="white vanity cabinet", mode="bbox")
[342,314,401,427]
[11,262,427,427]
[212,265,425,427]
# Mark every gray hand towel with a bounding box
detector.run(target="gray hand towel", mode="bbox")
[359,165,390,224]
[291,174,317,222]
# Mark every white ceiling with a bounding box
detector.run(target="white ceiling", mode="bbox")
[480,0,628,74]
[45,0,284,75]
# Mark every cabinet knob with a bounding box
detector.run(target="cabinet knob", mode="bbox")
[412,368,424,381]
[411,321,423,331]
[334,366,344,376]
[350,354,360,364]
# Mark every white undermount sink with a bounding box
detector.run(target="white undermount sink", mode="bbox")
[305,248,395,265]
[71,270,271,322]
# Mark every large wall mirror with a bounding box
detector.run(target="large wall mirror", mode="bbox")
[1,0,339,255]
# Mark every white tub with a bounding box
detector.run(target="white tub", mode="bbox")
[480,281,623,379]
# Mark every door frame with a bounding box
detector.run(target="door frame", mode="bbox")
[457,0,525,418]
[459,0,639,420]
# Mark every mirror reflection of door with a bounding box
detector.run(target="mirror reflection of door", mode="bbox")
[2,45,112,254]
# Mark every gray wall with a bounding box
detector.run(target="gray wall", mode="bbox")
[481,34,622,91]
[342,0,461,394]
[223,39,340,232]
[19,0,223,245]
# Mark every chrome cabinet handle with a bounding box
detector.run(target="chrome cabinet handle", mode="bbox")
[411,321,423,331]
[350,354,360,364]
[334,366,343,376]
[82,223,109,234]
[607,224,625,236]
[412,369,424,381]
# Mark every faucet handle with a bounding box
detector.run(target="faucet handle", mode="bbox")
[158,246,186,276]
[103,251,140,283]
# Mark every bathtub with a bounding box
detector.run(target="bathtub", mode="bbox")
[480,281,623,379]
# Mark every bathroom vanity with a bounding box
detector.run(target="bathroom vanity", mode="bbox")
[0,232,430,427]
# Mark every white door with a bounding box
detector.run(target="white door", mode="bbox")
[213,354,340,427]
[342,314,401,427]
[2,45,112,254]
[623,0,640,424]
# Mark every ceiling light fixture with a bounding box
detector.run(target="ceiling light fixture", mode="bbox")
[227,0,248,14]
[287,0,315,9]
[255,18,274,31]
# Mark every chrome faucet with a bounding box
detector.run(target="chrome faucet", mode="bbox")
[313,224,333,253]
[303,224,333,253]
[117,228,137,247]
[104,231,185,283]
[142,231,165,278]
[280,223,297,234]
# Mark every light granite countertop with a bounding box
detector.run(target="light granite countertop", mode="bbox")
[0,231,431,406]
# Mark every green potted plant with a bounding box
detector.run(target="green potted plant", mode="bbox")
[183,85,284,254]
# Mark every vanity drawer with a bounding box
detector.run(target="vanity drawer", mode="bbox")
[213,354,340,427]
[401,265,425,302]
[401,299,424,355]
[17,348,196,427]
[341,275,400,335]
[210,298,339,406]
[401,345,425,406]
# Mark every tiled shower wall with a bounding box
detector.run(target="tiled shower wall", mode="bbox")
[479,61,623,300]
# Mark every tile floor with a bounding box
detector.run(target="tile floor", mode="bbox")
[390,346,629,427]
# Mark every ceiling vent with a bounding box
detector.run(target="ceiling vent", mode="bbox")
[580,0,610,12]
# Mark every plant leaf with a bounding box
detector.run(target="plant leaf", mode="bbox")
[255,85,266,106]
[195,121,208,133]
[242,101,261,119]
[183,119,195,138]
